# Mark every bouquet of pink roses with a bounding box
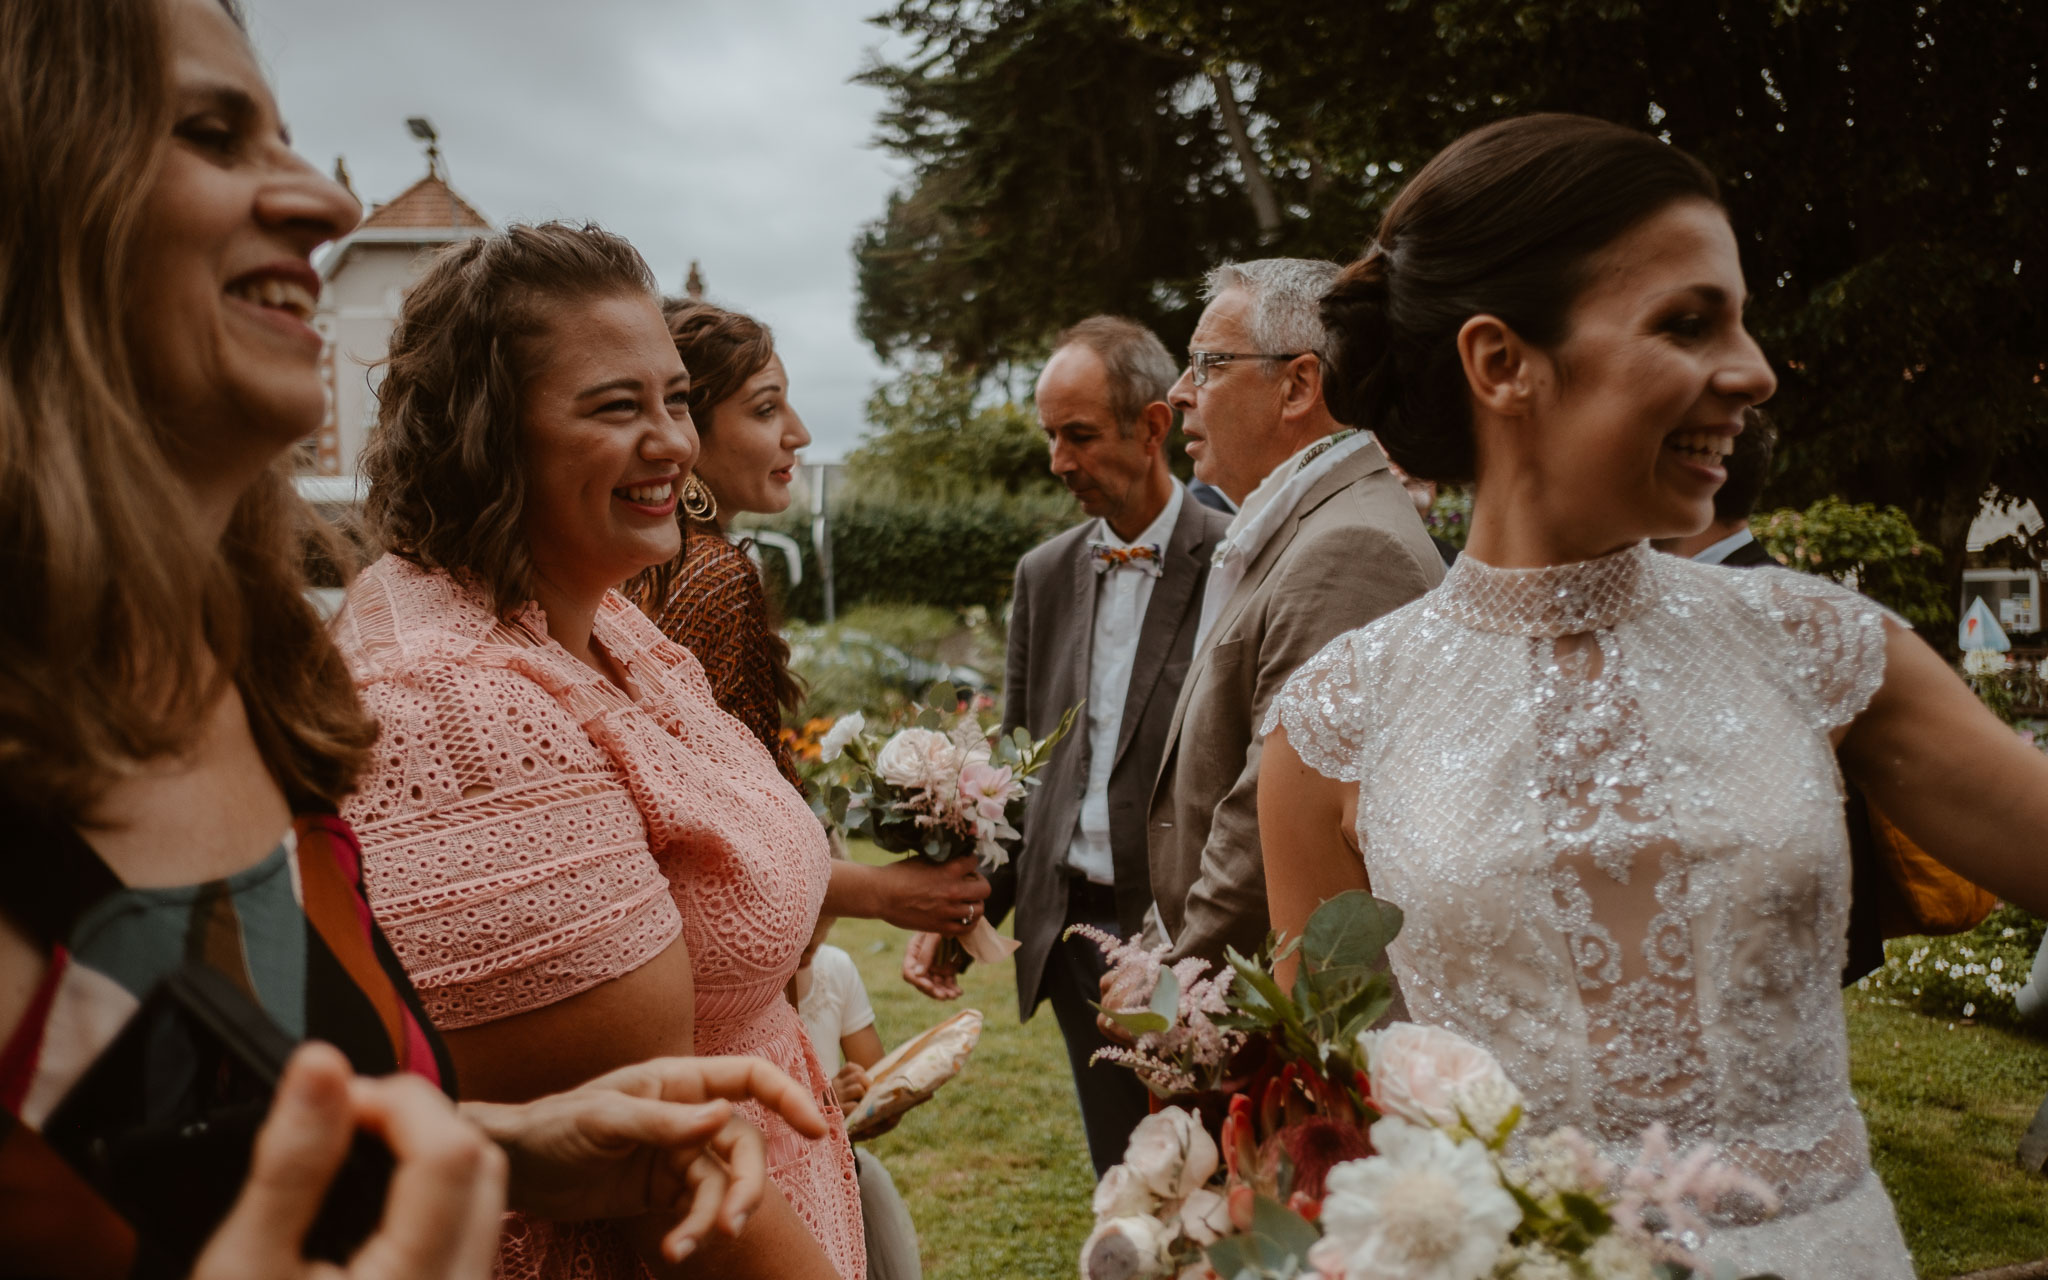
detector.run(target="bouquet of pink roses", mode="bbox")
[813,683,1077,962]
[1077,893,1783,1280]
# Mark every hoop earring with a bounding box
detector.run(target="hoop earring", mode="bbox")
[680,474,718,521]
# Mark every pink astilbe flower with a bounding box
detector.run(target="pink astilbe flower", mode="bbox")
[1073,925,1246,1095]
[1612,1123,1779,1261]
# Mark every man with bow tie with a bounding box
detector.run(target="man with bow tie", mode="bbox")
[901,316,1229,1176]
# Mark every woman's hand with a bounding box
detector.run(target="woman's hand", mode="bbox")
[463,1056,829,1266]
[827,856,991,936]
[193,1043,506,1280]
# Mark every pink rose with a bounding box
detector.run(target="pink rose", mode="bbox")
[1359,1022,1522,1141]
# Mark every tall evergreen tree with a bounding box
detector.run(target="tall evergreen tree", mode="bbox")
[855,0,1259,371]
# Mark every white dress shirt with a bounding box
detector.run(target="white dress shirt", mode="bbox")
[1065,482,1185,885]
[1692,528,1758,566]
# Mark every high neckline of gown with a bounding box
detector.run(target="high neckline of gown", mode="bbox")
[1435,541,1659,638]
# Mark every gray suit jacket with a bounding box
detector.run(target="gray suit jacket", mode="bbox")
[1146,440,1444,965]
[986,493,1232,1018]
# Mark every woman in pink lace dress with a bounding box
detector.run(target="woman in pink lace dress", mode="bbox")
[336,224,862,1280]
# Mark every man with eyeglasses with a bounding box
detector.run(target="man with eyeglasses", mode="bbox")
[1112,259,1444,1006]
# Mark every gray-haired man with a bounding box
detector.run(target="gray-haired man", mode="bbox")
[1140,259,1444,969]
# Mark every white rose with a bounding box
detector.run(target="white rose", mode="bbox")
[1121,1107,1219,1201]
[875,727,949,788]
[1080,1215,1173,1280]
[818,711,865,762]
[1360,1022,1522,1140]
[1176,1188,1232,1246]
[1092,1163,1159,1220]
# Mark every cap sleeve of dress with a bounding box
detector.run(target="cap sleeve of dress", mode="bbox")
[1260,629,1374,783]
[343,659,683,1031]
[1732,567,1905,735]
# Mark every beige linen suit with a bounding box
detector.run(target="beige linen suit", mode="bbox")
[1146,440,1444,964]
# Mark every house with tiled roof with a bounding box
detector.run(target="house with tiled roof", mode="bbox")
[298,165,491,490]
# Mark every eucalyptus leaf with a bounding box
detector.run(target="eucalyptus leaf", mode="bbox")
[1558,1190,1612,1239]
[1302,891,1403,973]
[1098,1006,1170,1036]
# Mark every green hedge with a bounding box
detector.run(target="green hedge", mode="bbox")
[739,493,1078,621]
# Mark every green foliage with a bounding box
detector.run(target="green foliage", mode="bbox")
[1751,497,1952,630]
[744,490,1076,620]
[1202,1194,1319,1280]
[783,604,998,729]
[1427,486,1472,552]
[1221,891,1402,1080]
[1857,905,2047,1033]
[854,0,1258,370]
[846,367,1062,500]
[861,0,2047,610]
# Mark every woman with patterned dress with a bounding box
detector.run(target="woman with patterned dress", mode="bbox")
[0,5,827,1276]
[339,227,861,1280]
[633,301,993,940]
[1259,115,2048,1278]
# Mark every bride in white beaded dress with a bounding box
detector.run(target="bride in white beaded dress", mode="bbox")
[1260,114,2048,1278]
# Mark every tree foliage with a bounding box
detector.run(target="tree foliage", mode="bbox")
[856,0,2047,606]
[1753,496,1951,630]
[854,0,1260,371]
[844,367,1062,499]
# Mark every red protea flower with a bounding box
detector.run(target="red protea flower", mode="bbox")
[1265,1114,1373,1206]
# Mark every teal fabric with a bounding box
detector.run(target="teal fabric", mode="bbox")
[66,839,308,1040]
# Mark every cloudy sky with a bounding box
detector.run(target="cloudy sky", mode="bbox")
[247,0,910,461]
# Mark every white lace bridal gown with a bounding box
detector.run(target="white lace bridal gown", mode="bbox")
[1265,542,1914,1278]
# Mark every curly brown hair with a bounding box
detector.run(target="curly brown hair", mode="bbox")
[0,0,374,822]
[359,222,658,618]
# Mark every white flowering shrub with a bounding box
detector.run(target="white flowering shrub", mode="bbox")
[1857,905,2046,1030]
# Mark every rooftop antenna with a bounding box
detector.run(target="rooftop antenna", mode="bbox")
[405,116,442,180]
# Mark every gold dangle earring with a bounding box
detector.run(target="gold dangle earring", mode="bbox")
[680,475,718,521]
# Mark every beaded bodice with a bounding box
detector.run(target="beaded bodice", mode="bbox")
[1267,544,1913,1272]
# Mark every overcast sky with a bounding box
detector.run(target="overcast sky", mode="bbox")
[247,0,909,461]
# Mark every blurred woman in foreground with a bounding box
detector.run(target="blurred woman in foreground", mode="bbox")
[0,0,821,1274]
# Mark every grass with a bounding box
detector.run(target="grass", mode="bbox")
[829,845,2048,1277]
[1846,991,2048,1275]
[834,911,1096,1280]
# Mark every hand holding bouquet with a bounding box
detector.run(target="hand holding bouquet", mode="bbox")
[813,684,1078,963]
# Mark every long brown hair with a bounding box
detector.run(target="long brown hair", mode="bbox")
[0,0,374,822]
[359,222,659,618]
[635,300,802,713]
[1322,114,1722,483]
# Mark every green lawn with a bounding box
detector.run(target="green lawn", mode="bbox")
[828,908,2048,1278]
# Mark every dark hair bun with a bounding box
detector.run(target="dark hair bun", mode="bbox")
[1320,249,1392,434]
[1319,113,1723,487]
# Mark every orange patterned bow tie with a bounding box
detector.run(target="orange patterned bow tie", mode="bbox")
[1090,542,1163,577]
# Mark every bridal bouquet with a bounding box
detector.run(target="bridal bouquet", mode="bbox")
[812,684,1077,962]
[1077,893,1781,1280]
